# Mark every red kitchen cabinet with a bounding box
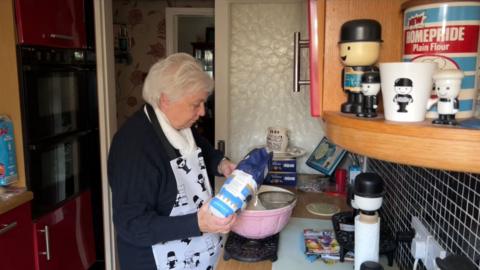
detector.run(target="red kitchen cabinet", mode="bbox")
[0,201,35,270]
[33,191,96,270]
[14,0,87,48]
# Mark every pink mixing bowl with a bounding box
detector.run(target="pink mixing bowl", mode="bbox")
[231,185,297,239]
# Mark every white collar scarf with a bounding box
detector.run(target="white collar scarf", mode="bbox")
[144,105,197,156]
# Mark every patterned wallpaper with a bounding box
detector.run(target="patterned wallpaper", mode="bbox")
[113,0,214,126]
[228,2,324,173]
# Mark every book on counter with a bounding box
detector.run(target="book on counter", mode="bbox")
[306,137,347,176]
[304,229,340,256]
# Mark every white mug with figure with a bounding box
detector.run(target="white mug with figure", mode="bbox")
[379,62,437,122]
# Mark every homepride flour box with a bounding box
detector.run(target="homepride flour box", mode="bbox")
[0,116,18,186]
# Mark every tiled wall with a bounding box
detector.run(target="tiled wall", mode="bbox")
[369,159,480,269]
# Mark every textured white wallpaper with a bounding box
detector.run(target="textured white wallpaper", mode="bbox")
[229,2,324,173]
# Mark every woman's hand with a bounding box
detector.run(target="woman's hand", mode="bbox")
[217,158,236,177]
[197,200,237,234]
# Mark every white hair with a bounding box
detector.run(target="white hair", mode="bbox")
[142,53,214,106]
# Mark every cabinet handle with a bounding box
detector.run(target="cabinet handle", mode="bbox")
[293,32,310,92]
[49,34,75,40]
[39,225,51,261]
[0,221,17,235]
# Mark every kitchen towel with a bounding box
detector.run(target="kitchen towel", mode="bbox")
[354,214,380,270]
[273,217,398,270]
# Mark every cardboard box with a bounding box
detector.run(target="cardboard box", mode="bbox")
[265,172,297,186]
[271,158,297,172]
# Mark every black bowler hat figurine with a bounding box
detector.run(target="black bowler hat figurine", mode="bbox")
[339,19,382,114]
[357,71,381,118]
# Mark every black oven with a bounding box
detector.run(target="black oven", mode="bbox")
[18,46,100,217]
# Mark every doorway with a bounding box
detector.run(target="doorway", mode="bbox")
[166,8,216,145]
[165,8,214,55]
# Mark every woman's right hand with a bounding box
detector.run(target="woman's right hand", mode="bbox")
[197,200,237,234]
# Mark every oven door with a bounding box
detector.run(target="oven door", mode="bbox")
[20,65,92,143]
[27,130,100,217]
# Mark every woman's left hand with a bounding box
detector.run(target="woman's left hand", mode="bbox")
[217,158,236,177]
[197,201,237,234]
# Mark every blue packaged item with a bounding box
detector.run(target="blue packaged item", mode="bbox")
[271,158,297,172]
[265,172,297,186]
[209,147,273,218]
[0,116,18,186]
[349,165,362,185]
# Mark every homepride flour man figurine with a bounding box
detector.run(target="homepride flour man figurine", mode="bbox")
[339,19,382,114]
[108,53,237,270]
[357,71,381,118]
[427,69,464,125]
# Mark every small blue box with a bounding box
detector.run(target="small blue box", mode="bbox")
[265,172,297,186]
[0,116,18,186]
[270,158,296,172]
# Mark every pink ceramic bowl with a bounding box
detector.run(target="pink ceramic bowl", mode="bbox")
[231,185,297,239]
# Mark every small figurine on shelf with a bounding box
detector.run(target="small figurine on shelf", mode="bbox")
[339,19,382,114]
[357,71,381,118]
[427,69,464,125]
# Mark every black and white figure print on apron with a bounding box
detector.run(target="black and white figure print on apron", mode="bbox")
[152,148,222,270]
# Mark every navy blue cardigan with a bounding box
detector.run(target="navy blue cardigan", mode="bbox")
[108,108,224,269]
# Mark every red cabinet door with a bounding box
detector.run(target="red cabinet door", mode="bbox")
[0,202,35,270]
[15,0,87,48]
[308,0,321,117]
[33,191,96,270]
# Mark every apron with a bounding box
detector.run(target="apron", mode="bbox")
[145,105,222,270]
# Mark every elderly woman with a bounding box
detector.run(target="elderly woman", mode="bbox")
[108,53,237,270]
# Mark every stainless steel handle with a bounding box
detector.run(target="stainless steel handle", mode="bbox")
[293,32,310,92]
[49,33,75,40]
[0,221,17,235]
[39,225,51,261]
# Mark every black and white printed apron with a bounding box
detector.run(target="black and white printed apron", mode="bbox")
[145,104,222,270]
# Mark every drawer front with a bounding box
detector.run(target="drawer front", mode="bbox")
[0,202,35,270]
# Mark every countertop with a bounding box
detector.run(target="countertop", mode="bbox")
[216,183,352,270]
[216,181,397,270]
[0,189,33,215]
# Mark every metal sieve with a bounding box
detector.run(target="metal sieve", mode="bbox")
[257,191,296,210]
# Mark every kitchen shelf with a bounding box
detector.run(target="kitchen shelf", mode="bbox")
[323,111,480,174]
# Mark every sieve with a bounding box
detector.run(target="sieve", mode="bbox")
[257,190,296,210]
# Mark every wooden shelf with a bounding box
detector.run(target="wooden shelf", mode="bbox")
[323,111,480,174]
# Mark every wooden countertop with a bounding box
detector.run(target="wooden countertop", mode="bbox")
[0,190,33,215]
[216,186,350,270]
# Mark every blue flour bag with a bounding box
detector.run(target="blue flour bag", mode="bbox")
[0,116,18,186]
[209,147,273,218]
